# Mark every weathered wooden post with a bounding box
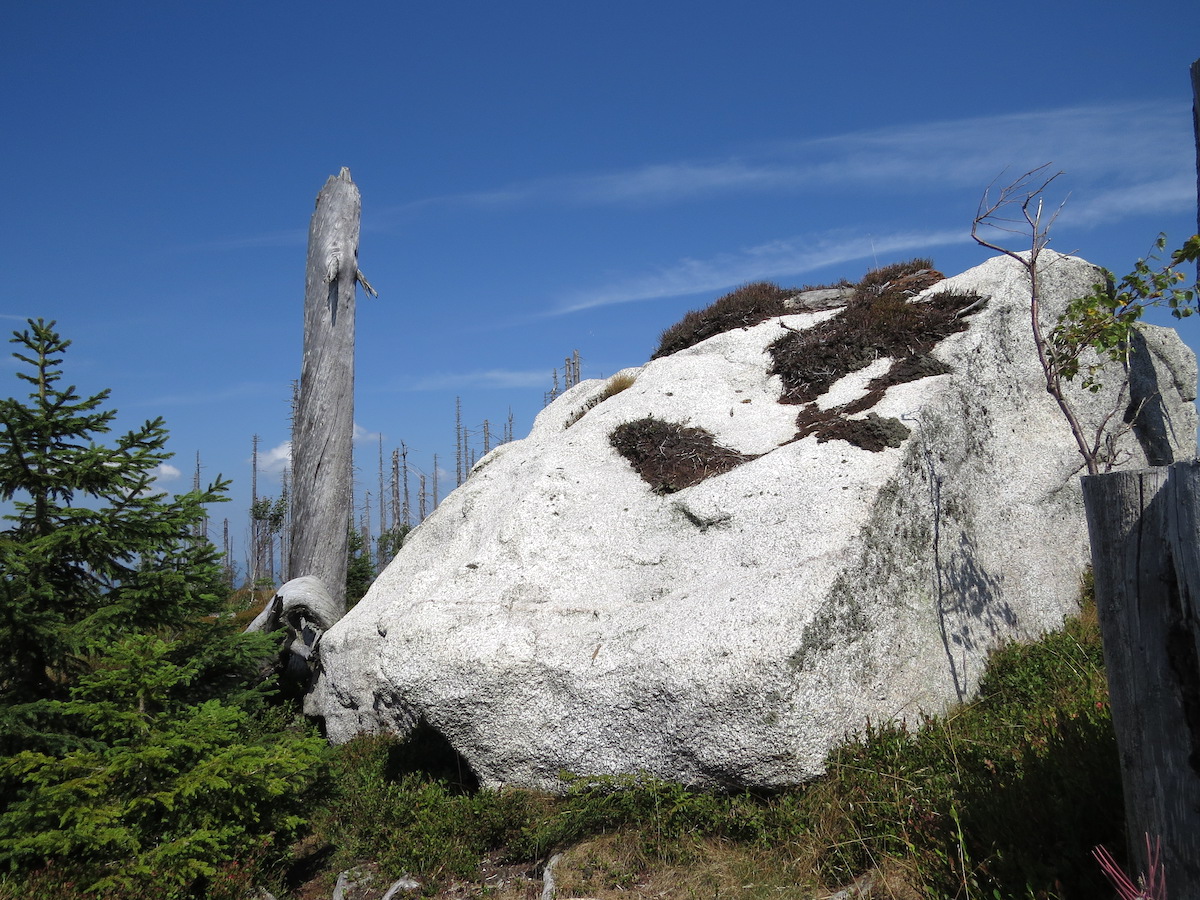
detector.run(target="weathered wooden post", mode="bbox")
[289,167,375,615]
[1081,462,1200,899]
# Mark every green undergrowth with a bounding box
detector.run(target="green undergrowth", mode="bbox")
[2,584,1124,898]
[294,586,1121,899]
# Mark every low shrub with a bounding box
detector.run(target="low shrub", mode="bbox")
[307,731,544,892]
[652,282,796,359]
[609,417,755,493]
[768,259,971,406]
[856,257,938,296]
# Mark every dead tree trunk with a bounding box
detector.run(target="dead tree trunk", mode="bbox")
[1081,462,1200,898]
[289,167,374,614]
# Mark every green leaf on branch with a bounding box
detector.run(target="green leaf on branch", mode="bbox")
[1050,234,1200,391]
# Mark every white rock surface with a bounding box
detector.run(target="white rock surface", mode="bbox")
[307,253,1197,790]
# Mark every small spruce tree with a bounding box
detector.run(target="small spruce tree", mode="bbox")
[0,320,325,897]
[345,525,376,606]
[0,320,229,713]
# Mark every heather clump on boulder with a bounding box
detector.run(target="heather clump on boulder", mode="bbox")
[652,281,796,359]
[609,416,755,494]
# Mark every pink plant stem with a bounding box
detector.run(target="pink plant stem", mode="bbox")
[1092,834,1165,900]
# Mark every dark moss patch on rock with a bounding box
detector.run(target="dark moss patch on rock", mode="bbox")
[840,355,955,416]
[764,259,985,452]
[795,407,912,452]
[768,260,983,406]
[652,281,797,359]
[610,417,756,493]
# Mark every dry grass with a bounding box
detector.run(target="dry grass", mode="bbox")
[552,833,819,899]
[564,372,638,428]
[765,258,984,452]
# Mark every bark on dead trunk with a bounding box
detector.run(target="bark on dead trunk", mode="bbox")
[289,168,365,614]
[1081,463,1200,899]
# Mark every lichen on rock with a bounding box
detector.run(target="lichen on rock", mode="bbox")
[306,252,1197,792]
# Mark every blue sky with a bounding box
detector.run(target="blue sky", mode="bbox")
[3,2,1199,571]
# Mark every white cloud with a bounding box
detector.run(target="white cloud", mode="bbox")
[353,422,383,444]
[252,429,384,475]
[551,227,969,314]
[152,463,182,483]
[402,369,551,391]
[256,441,292,476]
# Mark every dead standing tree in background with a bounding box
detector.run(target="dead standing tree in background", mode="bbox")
[289,168,376,615]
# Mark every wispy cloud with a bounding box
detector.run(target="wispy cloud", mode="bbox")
[181,228,308,253]
[382,102,1190,216]
[399,369,552,391]
[551,227,969,314]
[137,381,283,407]
[1059,175,1196,227]
[377,101,1193,315]
[528,102,1191,314]
[790,103,1186,191]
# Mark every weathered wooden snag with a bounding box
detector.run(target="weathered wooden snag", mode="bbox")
[289,168,375,614]
[1082,462,1200,899]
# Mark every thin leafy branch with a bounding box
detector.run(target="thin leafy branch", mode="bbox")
[971,165,1200,475]
[1054,234,1200,390]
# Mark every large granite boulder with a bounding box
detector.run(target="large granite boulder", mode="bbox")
[307,252,1197,790]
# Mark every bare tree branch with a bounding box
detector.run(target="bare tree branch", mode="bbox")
[971,166,1102,475]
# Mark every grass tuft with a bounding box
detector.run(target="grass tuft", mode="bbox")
[563,371,637,428]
